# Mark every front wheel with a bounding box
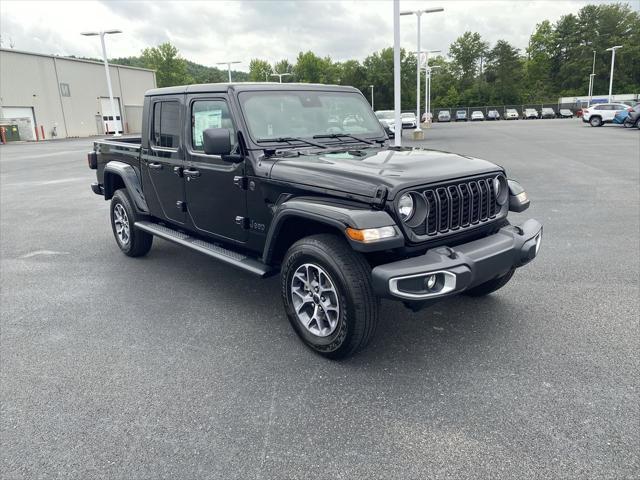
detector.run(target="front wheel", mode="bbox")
[281,234,379,359]
[110,189,153,257]
[589,116,603,127]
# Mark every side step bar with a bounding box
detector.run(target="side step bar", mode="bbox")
[135,221,274,277]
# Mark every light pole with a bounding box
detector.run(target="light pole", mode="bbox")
[369,85,374,110]
[413,50,440,124]
[270,73,292,83]
[393,0,401,146]
[588,50,596,105]
[606,45,622,102]
[426,65,441,125]
[217,61,242,82]
[588,73,596,106]
[400,7,444,136]
[81,29,122,136]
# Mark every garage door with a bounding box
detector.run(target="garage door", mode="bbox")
[1,106,36,140]
[99,98,123,134]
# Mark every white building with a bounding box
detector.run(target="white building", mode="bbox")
[0,48,156,140]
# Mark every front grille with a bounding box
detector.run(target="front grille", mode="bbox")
[410,176,504,237]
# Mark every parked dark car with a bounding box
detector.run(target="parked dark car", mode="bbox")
[559,109,574,118]
[541,108,556,119]
[455,110,468,121]
[88,83,542,359]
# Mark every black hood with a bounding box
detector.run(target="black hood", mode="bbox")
[269,147,503,200]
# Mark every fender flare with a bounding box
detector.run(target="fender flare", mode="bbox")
[262,197,403,263]
[103,161,149,213]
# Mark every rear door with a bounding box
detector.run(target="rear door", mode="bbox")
[183,95,247,243]
[141,98,187,225]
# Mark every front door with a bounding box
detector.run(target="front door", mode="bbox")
[184,96,247,243]
[142,98,186,225]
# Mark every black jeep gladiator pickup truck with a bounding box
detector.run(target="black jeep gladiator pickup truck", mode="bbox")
[89,83,542,359]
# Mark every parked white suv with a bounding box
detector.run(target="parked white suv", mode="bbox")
[582,103,630,127]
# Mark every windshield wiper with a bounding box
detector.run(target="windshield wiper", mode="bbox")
[312,133,375,145]
[256,137,327,149]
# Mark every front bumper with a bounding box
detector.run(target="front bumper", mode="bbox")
[371,219,542,301]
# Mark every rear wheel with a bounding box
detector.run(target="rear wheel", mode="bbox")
[589,116,603,127]
[464,269,515,297]
[281,234,379,359]
[110,189,153,257]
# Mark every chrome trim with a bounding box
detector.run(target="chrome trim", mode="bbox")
[388,270,457,300]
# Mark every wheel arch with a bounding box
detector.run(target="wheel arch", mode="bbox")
[262,197,403,265]
[103,161,149,213]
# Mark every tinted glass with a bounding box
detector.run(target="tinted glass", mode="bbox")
[239,91,384,139]
[192,100,236,151]
[153,101,180,148]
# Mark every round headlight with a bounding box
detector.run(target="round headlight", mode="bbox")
[493,175,508,205]
[493,177,501,196]
[398,193,415,221]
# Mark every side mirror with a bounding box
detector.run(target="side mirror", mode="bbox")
[203,128,232,156]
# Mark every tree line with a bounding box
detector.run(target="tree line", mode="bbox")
[111,2,639,110]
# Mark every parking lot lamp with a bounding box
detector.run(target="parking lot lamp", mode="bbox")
[421,50,441,124]
[270,73,292,83]
[426,65,441,125]
[400,7,444,134]
[606,45,622,103]
[217,61,242,82]
[81,29,122,137]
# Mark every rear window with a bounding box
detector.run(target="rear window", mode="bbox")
[152,101,180,148]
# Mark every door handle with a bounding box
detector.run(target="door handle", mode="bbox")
[148,162,163,170]
[183,168,201,179]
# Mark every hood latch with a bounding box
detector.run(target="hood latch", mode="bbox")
[371,186,388,210]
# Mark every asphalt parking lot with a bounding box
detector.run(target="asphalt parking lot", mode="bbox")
[1,119,638,479]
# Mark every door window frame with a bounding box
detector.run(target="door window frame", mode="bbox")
[150,99,182,153]
[187,97,238,160]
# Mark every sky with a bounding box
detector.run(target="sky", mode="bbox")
[1,0,637,70]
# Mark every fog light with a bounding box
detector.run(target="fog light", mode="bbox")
[425,274,437,290]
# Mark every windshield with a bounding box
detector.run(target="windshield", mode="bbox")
[239,90,385,141]
[401,113,415,118]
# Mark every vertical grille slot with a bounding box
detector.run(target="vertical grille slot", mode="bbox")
[436,188,449,231]
[410,175,503,239]
[425,190,438,234]
[448,185,461,229]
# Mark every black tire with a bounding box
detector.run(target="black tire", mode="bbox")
[281,234,379,359]
[110,189,153,257]
[589,116,603,127]
[623,117,635,128]
[464,269,515,297]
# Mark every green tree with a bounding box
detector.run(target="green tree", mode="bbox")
[293,51,337,84]
[274,59,294,76]
[449,32,489,90]
[249,58,273,82]
[140,42,192,87]
[485,40,523,104]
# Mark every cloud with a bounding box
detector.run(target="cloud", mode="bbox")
[1,0,635,69]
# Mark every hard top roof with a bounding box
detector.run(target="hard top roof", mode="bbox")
[145,82,360,97]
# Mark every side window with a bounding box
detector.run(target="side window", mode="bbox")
[152,101,180,148]
[192,99,236,152]
[594,105,604,110]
